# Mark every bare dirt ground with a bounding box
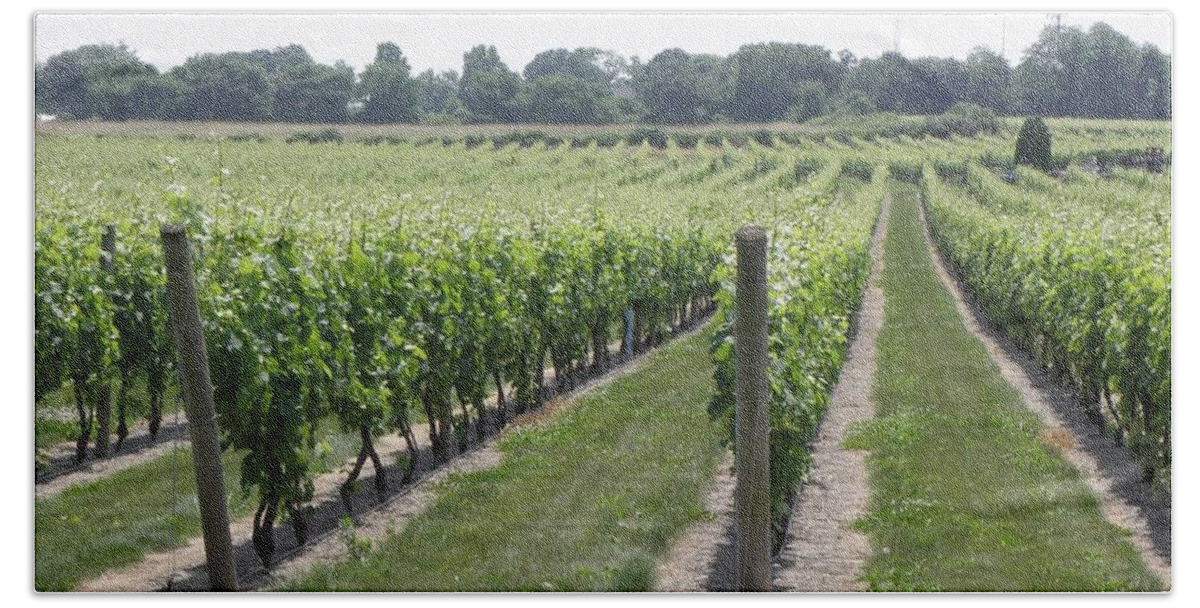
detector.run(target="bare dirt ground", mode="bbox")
[75,322,704,592]
[772,194,890,592]
[918,200,1172,589]
[652,450,735,592]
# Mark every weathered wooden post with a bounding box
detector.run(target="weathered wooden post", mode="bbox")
[160,224,239,592]
[93,226,116,458]
[735,225,771,592]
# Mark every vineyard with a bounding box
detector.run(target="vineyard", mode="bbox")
[33,118,1171,592]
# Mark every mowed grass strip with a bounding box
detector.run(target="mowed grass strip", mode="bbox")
[845,183,1160,591]
[284,325,724,592]
[34,424,361,591]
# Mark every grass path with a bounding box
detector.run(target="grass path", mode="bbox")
[282,324,724,592]
[845,183,1161,591]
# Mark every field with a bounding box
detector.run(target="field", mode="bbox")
[33,117,1171,591]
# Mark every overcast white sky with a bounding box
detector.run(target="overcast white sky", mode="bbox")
[35,12,1172,76]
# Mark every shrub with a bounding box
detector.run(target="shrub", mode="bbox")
[777,132,804,146]
[228,133,268,143]
[725,132,748,148]
[887,161,924,184]
[793,157,825,184]
[286,128,344,144]
[840,158,874,182]
[595,132,622,148]
[933,160,971,187]
[464,135,487,149]
[671,132,700,149]
[979,151,1016,173]
[1015,117,1053,172]
[750,129,775,147]
[627,127,669,150]
[703,132,725,147]
[923,102,1001,139]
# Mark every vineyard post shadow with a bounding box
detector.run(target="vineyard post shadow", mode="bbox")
[735,225,771,592]
[160,225,239,592]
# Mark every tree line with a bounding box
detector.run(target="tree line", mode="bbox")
[35,21,1170,124]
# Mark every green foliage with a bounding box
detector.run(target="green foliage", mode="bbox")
[359,43,420,124]
[626,127,669,150]
[887,161,924,185]
[709,176,879,541]
[460,45,521,123]
[516,74,616,124]
[1015,117,1053,172]
[793,157,825,184]
[286,128,345,144]
[932,159,971,187]
[670,132,700,149]
[855,184,1162,591]
[922,102,1000,139]
[840,158,875,182]
[926,164,1170,490]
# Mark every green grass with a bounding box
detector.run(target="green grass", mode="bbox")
[283,324,724,591]
[34,422,361,591]
[845,182,1161,591]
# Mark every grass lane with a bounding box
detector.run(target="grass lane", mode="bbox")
[34,423,361,591]
[845,182,1160,591]
[284,324,724,591]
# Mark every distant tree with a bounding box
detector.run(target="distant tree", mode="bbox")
[519,48,620,123]
[727,43,842,122]
[786,80,829,122]
[1011,23,1151,118]
[913,56,968,112]
[964,48,1012,114]
[459,45,521,123]
[846,52,942,114]
[1015,117,1053,171]
[260,46,354,122]
[415,69,467,119]
[36,44,166,119]
[1137,45,1171,119]
[516,74,616,124]
[358,43,420,123]
[522,47,610,87]
[1077,23,1142,118]
[829,90,876,116]
[169,52,273,121]
[631,49,730,123]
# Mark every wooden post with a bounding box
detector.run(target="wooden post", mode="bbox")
[160,225,239,592]
[94,226,116,457]
[735,225,771,592]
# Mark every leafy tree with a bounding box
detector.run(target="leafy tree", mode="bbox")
[359,42,420,124]
[523,47,611,87]
[517,74,615,124]
[168,52,273,121]
[727,43,842,122]
[1015,117,1053,172]
[846,52,947,114]
[415,69,467,119]
[36,44,165,119]
[913,56,968,112]
[459,45,521,123]
[632,49,728,124]
[1137,45,1171,119]
[964,47,1012,114]
[259,45,354,123]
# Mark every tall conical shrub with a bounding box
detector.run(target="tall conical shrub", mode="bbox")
[1015,117,1053,172]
